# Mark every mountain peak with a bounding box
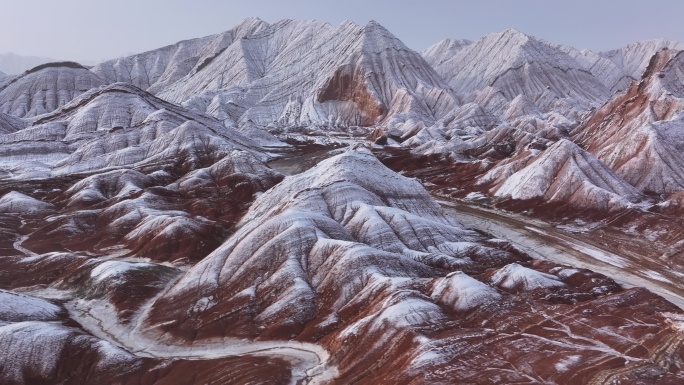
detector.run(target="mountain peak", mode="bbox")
[0,61,106,118]
[422,38,473,67]
[495,28,533,44]
[236,16,267,28]
[501,27,528,37]
[339,19,360,28]
[239,16,265,24]
[600,39,684,81]
[365,19,383,28]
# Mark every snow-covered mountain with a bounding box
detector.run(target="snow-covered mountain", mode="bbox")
[560,39,684,94]
[406,30,684,215]
[601,39,684,82]
[144,149,504,338]
[422,38,472,68]
[91,17,269,93]
[95,18,459,130]
[425,29,610,119]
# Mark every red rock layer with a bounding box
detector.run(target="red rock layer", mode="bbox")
[317,66,388,126]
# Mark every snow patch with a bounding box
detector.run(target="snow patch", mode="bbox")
[490,263,564,291]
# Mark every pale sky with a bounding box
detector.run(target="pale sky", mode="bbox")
[1,0,683,63]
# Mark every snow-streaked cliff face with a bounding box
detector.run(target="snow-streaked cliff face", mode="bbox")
[601,39,684,82]
[555,44,631,93]
[422,38,472,69]
[575,48,684,194]
[92,17,270,94]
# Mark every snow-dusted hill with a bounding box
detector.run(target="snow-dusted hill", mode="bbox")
[144,148,504,338]
[0,82,274,179]
[161,19,459,129]
[601,39,684,82]
[58,148,682,384]
[0,62,107,118]
[406,30,684,218]
[422,38,472,69]
[488,139,644,211]
[555,44,631,93]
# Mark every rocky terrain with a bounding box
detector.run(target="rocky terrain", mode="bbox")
[2,17,684,385]
[0,62,107,118]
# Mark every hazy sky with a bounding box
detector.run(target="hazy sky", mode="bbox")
[2,0,684,63]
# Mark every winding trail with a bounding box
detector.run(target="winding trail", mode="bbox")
[439,200,684,309]
[12,219,39,258]
[66,291,336,385]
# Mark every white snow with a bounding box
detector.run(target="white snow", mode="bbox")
[489,263,565,290]
[0,63,106,118]
[90,260,155,282]
[0,191,54,213]
[0,290,62,322]
[431,271,501,311]
[554,354,582,372]
[492,139,643,210]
